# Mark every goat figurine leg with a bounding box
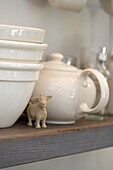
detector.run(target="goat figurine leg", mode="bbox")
[42,119,47,128]
[35,119,41,128]
[27,119,33,127]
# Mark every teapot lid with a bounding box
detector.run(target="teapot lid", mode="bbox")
[44,53,78,72]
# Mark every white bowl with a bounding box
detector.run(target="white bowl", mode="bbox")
[0,40,48,63]
[0,61,43,128]
[0,24,45,43]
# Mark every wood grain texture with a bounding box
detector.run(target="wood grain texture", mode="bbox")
[0,115,113,168]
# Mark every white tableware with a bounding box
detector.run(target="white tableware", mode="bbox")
[0,24,45,43]
[0,61,43,128]
[48,0,87,12]
[0,40,47,63]
[32,53,109,124]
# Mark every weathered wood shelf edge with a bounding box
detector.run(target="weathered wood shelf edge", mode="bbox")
[1,115,113,169]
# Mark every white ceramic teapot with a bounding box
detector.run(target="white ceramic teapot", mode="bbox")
[32,53,109,124]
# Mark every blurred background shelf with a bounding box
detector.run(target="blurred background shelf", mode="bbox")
[0,115,113,168]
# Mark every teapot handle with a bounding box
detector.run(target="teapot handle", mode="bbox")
[79,68,109,113]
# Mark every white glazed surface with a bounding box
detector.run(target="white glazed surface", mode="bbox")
[79,68,109,113]
[0,24,45,43]
[0,62,43,128]
[48,0,87,12]
[32,53,109,124]
[32,70,96,124]
[0,81,35,128]
[0,40,47,62]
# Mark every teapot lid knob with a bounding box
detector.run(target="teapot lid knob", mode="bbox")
[44,52,78,72]
[51,53,64,61]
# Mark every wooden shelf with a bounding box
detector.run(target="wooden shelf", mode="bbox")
[1,115,113,168]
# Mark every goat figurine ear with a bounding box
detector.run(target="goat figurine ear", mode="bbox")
[31,97,39,103]
[46,96,52,100]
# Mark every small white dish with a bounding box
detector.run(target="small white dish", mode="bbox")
[0,61,43,128]
[0,40,48,62]
[0,24,45,43]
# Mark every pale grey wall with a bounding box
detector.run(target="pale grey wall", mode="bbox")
[0,0,110,57]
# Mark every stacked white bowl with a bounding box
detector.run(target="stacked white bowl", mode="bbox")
[0,24,47,128]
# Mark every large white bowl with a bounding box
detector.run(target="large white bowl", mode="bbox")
[0,61,43,128]
[0,40,48,63]
[0,24,45,43]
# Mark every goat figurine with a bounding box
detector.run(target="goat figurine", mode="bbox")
[27,95,52,128]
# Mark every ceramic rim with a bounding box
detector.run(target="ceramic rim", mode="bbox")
[0,24,45,43]
[0,40,48,50]
[0,61,44,71]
